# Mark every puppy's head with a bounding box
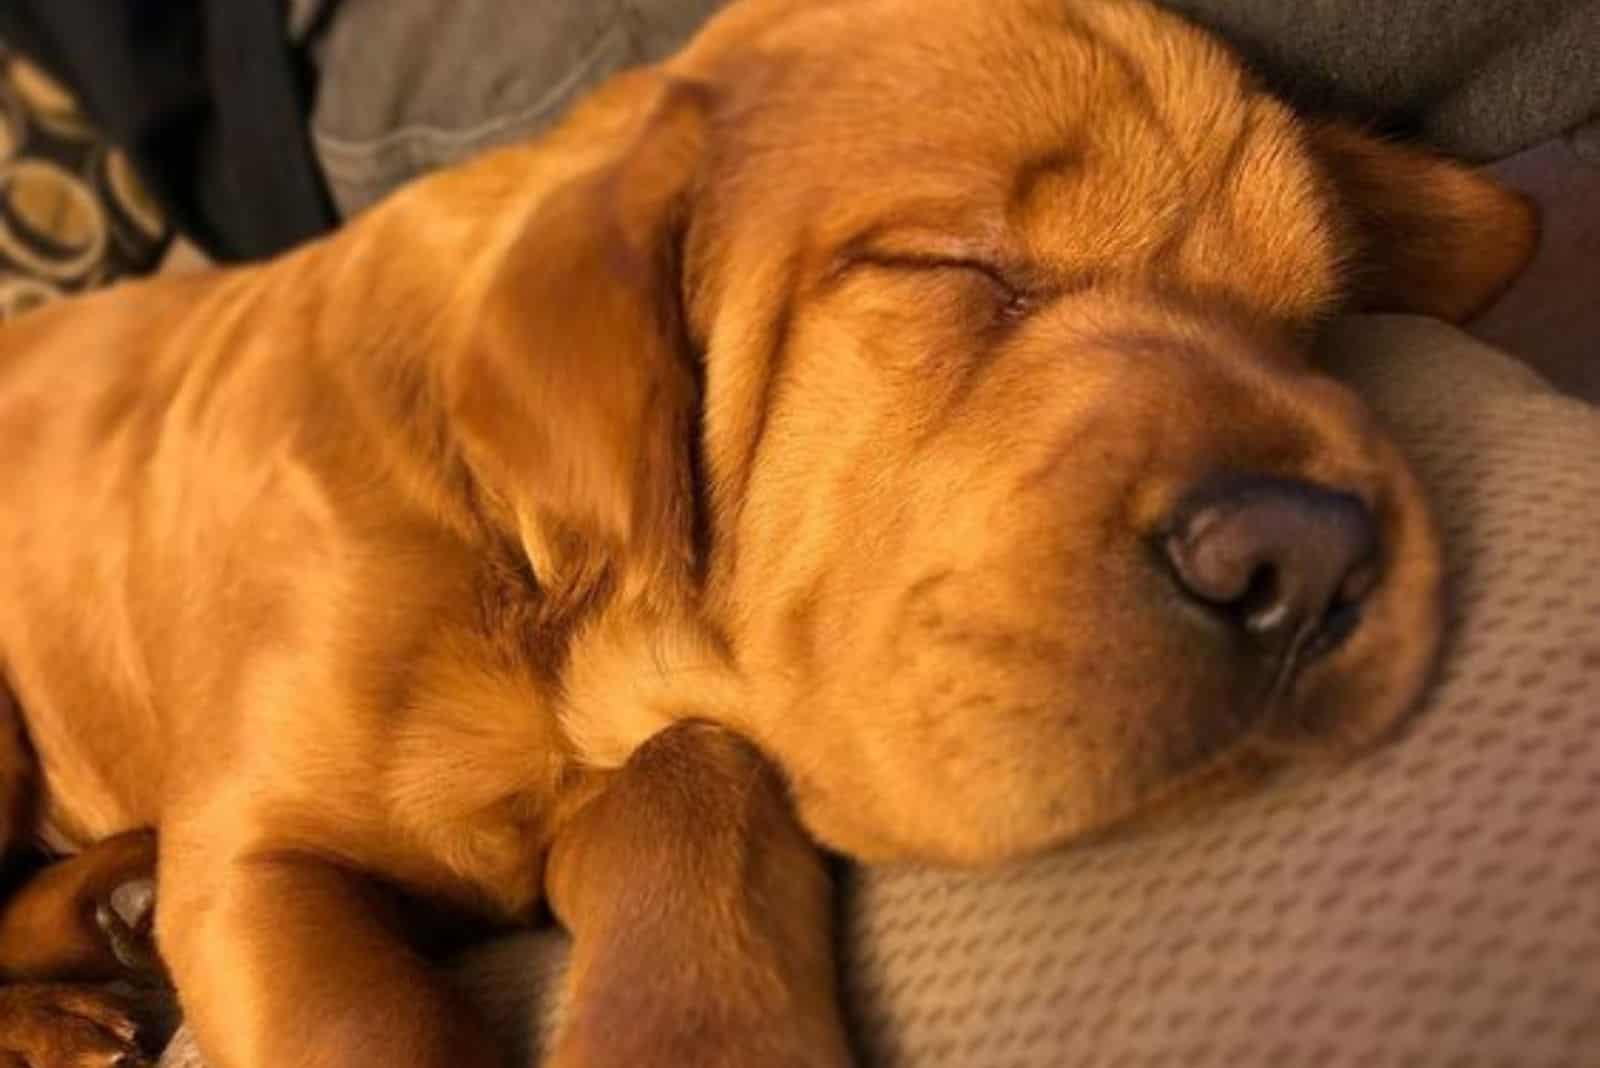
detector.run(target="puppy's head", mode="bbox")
[462,0,1535,864]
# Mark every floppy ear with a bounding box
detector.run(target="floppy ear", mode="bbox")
[448,78,708,611]
[1311,123,1539,323]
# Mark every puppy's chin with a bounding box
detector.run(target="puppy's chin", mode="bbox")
[775,578,1445,871]
[788,671,1428,869]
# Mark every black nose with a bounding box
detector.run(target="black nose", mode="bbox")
[1164,477,1379,649]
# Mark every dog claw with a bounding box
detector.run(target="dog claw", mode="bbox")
[94,878,162,980]
[106,879,156,934]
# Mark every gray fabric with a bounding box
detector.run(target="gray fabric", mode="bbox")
[1570,116,1600,164]
[1163,0,1600,161]
[160,316,1600,1066]
[301,0,724,216]
[295,0,1600,217]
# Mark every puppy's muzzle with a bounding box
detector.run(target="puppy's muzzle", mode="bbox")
[1163,476,1380,665]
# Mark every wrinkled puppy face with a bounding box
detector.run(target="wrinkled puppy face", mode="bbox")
[647,0,1534,866]
[501,0,1534,867]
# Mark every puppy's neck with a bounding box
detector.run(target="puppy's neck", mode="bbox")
[556,601,749,768]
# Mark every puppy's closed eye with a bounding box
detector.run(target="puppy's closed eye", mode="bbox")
[835,248,1038,329]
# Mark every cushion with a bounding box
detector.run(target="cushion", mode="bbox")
[161,316,1600,1066]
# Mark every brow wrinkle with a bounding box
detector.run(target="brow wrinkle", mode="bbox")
[1008,148,1083,222]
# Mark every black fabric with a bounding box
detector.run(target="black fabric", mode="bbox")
[0,0,335,262]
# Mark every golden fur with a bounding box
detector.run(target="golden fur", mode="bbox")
[0,0,1534,1064]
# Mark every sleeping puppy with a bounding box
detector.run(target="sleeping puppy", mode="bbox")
[0,0,1534,1065]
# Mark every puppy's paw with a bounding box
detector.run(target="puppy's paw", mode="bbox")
[0,984,152,1068]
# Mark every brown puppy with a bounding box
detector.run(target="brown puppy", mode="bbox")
[0,0,1534,1065]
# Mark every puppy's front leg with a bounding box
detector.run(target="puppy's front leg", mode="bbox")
[545,721,853,1068]
[157,845,503,1068]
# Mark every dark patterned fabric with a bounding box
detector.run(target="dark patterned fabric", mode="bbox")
[0,47,168,321]
[159,317,1600,1065]
[0,0,334,263]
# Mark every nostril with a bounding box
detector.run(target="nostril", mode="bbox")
[1310,598,1365,657]
[1238,563,1288,633]
[1163,475,1379,652]
[1205,561,1288,634]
